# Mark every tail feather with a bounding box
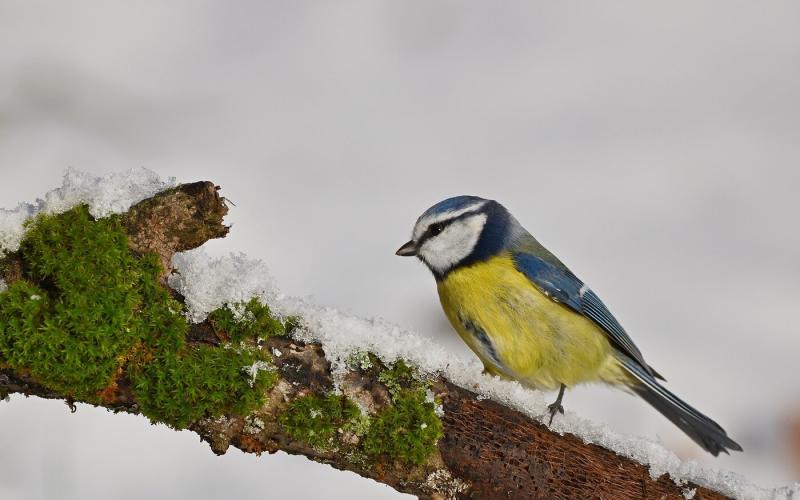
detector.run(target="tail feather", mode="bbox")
[618,354,742,456]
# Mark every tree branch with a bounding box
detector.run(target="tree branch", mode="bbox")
[0,182,731,500]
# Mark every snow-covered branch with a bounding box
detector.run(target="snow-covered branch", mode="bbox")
[1,170,794,500]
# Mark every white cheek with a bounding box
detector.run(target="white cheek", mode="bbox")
[419,214,487,273]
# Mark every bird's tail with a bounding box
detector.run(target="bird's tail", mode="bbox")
[618,354,742,456]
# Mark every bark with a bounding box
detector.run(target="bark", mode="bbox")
[0,182,730,500]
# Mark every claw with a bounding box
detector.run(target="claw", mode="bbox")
[547,401,564,425]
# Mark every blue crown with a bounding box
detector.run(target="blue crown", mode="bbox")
[420,195,487,219]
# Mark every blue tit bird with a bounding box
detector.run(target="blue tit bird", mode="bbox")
[396,195,742,456]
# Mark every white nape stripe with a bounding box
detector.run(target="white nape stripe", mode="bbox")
[579,284,590,297]
[412,200,488,241]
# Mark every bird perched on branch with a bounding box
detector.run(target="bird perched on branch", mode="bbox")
[396,196,742,456]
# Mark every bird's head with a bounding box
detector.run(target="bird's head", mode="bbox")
[396,195,512,279]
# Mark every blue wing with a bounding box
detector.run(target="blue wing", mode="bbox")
[512,252,663,380]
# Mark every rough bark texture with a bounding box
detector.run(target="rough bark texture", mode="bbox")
[0,182,730,500]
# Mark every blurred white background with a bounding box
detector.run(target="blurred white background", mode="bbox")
[1,2,799,498]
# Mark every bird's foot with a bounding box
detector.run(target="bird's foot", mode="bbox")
[546,384,567,425]
[547,401,564,425]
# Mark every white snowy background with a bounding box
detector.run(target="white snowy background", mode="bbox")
[1,2,799,499]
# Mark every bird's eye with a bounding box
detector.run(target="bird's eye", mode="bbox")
[429,223,445,236]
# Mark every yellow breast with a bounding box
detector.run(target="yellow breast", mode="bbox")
[437,253,625,390]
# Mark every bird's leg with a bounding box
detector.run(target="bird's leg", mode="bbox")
[547,384,566,425]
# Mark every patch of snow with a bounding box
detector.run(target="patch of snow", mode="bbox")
[425,388,444,417]
[242,360,272,388]
[0,167,176,254]
[168,248,277,323]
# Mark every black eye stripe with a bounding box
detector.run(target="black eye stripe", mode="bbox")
[418,210,481,244]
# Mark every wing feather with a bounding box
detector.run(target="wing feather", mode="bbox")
[512,252,662,380]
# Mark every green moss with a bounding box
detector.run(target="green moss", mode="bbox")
[377,359,417,395]
[0,207,164,398]
[208,297,292,343]
[277,358,444,463]
[280,394,361,449]
[364,359,444,465]
[131,345,277,428]
[363,388,443,465]
[0,205,279,428]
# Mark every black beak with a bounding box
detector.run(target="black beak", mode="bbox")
[395,240,418,257]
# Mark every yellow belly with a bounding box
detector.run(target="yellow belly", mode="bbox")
[437,253,628,390]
